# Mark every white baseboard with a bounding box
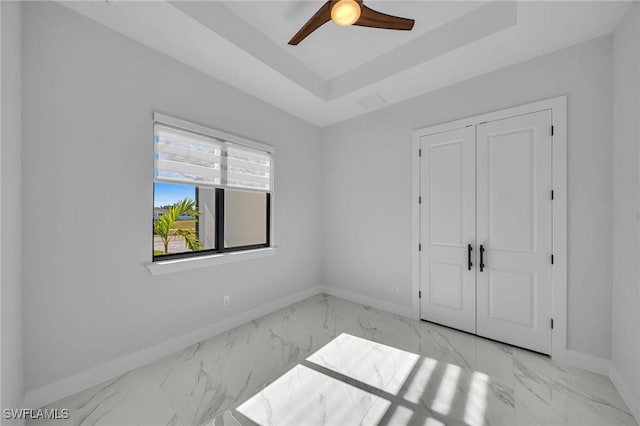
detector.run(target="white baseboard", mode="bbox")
[564,351,639,424]
[24,285,324,410]
[320,285,415,319]
[609,363,640,424]
[565,349,610,375]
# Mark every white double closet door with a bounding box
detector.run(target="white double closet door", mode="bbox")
[419,110,553,354]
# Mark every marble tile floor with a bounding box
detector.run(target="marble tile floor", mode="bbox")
[31,294,637,426]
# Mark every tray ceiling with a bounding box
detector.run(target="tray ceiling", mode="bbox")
[59,1,631,127]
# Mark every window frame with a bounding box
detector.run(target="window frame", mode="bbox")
[152,113,274,263]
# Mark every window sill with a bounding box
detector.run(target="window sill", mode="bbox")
[147,247,277,275]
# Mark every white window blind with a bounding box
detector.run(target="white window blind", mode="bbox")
[154,121,272,192]
[227,145,271,191]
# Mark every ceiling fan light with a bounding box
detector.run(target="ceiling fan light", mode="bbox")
[331,0,361,27]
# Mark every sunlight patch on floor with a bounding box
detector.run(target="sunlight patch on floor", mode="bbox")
[464,371,489,426]
[307,333,420,395]
[235,333,492,426]
[236,364,391,426]
[431,363,462,415]
[403,356,438,404]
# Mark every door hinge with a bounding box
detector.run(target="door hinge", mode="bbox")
[419,243,422,251]
[419,196,422,204]
[419,149,422,157]
[419,290,422,299]
[551,125,555,136]
[551,190,554,200]
[551,254,554,265]
[551,318,554,329]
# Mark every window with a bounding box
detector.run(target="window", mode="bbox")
[153,113,273,261]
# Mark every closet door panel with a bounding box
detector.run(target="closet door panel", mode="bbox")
[476,110,553,354]
[419,127,476,333]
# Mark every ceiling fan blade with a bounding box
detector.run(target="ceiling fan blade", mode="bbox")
[354,5,415,31]
[288,1,332,45]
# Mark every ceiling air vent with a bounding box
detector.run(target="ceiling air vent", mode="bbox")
[355,93,387,110]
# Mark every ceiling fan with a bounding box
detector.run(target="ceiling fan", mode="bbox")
[288,0,415,45]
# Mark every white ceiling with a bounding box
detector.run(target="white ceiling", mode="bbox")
[59,1,631,127]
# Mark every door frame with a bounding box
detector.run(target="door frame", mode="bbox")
[411,95,568,363]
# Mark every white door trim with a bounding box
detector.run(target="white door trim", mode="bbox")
[411,95,568,363]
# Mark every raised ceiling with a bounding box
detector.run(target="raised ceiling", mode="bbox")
[60,1,631,127]
[223,1,487,80]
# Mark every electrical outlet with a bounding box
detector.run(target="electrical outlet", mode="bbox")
[224,295,231,306]
[393,286,399,294]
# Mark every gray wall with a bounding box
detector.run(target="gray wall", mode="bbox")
[612,1,640,408]
[22,2,322,391]
[322,35,614,359]
[1,0,24,421]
